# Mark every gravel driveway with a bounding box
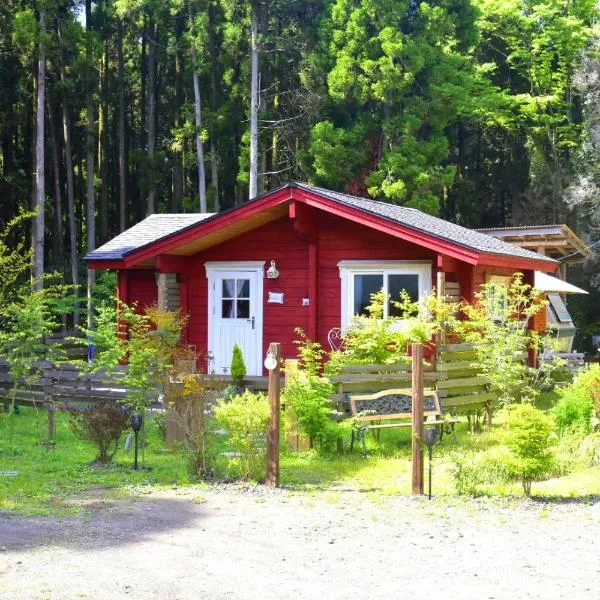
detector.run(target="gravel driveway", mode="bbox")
[1,485,599,600]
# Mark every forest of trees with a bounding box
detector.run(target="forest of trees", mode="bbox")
[1,0,600,311]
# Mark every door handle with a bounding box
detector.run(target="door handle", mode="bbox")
[247,316,255,329]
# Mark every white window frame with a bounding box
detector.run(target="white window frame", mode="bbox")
[338,260,432,328]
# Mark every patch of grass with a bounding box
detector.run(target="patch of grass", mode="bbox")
[3,400,600,515]
[281,408,600,499]
[0,407,190,515]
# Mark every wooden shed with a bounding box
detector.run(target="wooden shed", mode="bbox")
[85,182,558,375]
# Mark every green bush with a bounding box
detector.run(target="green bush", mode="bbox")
[579,433,600,467]
[283,372,338,453]
[66,402,131,464]
[552,386,594,436]
[284,330,339,453]
[551,430,586,476]
[450,446,511,496]
[213,390,269,481]
[230,344,247,387]
[326,290,434,372]
[503,404,555,496]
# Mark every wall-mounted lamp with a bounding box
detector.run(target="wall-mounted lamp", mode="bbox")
[266,260,279,279]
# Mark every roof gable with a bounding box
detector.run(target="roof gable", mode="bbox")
[86,182,557,271]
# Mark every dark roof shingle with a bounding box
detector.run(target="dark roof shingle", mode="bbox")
[86,182,556,265]
[293,183,555,263]
[86,213,214,261]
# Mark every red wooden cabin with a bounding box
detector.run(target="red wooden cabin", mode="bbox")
[86,183,558,375]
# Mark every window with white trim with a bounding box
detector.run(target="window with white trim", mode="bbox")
[338,261,432,328]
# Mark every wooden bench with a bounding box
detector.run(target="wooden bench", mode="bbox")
[349,388,458,455]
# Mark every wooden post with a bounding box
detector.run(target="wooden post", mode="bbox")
[266,342,281,488]
[45,391,56,450]
[435,267,446,364]
[411,343,424,495]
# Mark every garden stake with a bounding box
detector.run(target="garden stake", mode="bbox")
[425,427,438,500]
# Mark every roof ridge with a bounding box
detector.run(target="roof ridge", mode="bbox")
[293,181,423,212]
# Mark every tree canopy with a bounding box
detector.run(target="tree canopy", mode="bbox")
[0,0,598,315]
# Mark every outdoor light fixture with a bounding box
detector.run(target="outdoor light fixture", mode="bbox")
[266,260,279,279]
[425,427,439,500]
[264,351,278,371]
[131,414,143,471]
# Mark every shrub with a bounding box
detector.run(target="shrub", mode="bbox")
[283,329,339,453]
[450,446,511,496]
[284,372,338,453]
[230,344,247,387]
[503,404,555,496]
[213,390,269,480]
[167,374,224,477]
[327,290,434,371]
[457,274,558,407]
[579,433,600,467]
[566,365,600,420]
[552,386,594,436]
[67,402,131,464]
[450,452,486,496]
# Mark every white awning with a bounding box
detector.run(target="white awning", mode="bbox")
[534,271,589,294]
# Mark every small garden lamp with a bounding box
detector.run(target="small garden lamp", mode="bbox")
[425,427,439,500]
[131,413,143,470]
[264,351,278,371]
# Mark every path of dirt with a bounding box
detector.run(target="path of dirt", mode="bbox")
[1,485,599,600]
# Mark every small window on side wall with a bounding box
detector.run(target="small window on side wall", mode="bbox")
[485,275,511,322]
[339,261,432,328]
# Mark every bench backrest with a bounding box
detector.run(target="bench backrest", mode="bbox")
[350,388,441,421]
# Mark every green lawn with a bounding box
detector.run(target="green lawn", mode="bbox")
[0,407,191,515]
[1,391,599,516]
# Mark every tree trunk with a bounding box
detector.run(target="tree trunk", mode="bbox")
[249,4,259,200]
[99,34,109,242]
[171,11,184,212]
[33,5,46,291]
[208,6,220,211]
[86,0,96,330]
[47,96,63,268]
[189,1,207,213]
[59,19,80,327]
[146,18,157,215]
[210,141,219,211]
[117,19,127,232]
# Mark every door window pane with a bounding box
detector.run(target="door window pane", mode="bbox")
[237,300,250,319]
[353,274,383,316]
[222,299,234,318]
[221,278,252,319]
[388,274,419,317]
[222,279,236,299]
[237,279,250,298]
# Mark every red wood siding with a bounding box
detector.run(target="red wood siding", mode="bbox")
[184,213,445,370]
[316,213,437,351]
[185,218,309,366]
[127,269,158,311]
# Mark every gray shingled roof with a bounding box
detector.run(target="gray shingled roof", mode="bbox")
[293,183,556,263]
[86,213,214,261]
[86,182,556,264]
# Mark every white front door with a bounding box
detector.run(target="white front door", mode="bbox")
[206,262,264,376]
